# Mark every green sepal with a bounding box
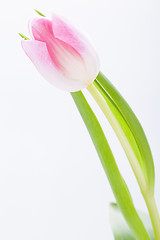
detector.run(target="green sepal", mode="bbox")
[34,9,46,17]
[19,33,30,40]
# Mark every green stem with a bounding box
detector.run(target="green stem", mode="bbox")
[96,72,155,193]
[87,82,160,240]
[71,91,150,240]
[145,195,160,240]
[87,83,147,194]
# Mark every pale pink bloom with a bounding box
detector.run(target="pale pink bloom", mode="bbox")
[22,15,100,92]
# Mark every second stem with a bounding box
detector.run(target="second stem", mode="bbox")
[87,82,160,240]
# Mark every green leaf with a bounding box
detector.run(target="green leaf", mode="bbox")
[71,91,150,240]
[109,203,154,240]
[96,72,155,193]
[92,80,146,190]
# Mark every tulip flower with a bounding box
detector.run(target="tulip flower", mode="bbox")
[21,15,100,92]
[20,11,160,240]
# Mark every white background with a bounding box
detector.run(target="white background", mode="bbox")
[0,0,160,239]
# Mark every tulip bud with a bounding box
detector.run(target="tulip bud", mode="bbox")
[21,14,100,92]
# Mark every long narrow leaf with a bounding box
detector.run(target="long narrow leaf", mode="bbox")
[96,72,155,193]
[93,80,146,186]
[71,91,150,240]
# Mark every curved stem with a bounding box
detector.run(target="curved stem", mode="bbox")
[87,83,147,194]
[145,195,160,240]
[87,82,160,240]
[96,72,155,192]
[71,90,150,240]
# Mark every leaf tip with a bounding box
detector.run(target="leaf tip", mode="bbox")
[19,33,30,40]
[34,9,45,17]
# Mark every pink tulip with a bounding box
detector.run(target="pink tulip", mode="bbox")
[22,15,100,92]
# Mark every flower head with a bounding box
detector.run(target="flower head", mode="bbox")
[21,14,100,92]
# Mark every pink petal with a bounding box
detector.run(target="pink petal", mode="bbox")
[21,40,87,92]
[30,18,61,69]
[26,16,100,91]
[30,17,82,66]
[29,18,92,82]
[52,14,100,80]
[30,18,53,41]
